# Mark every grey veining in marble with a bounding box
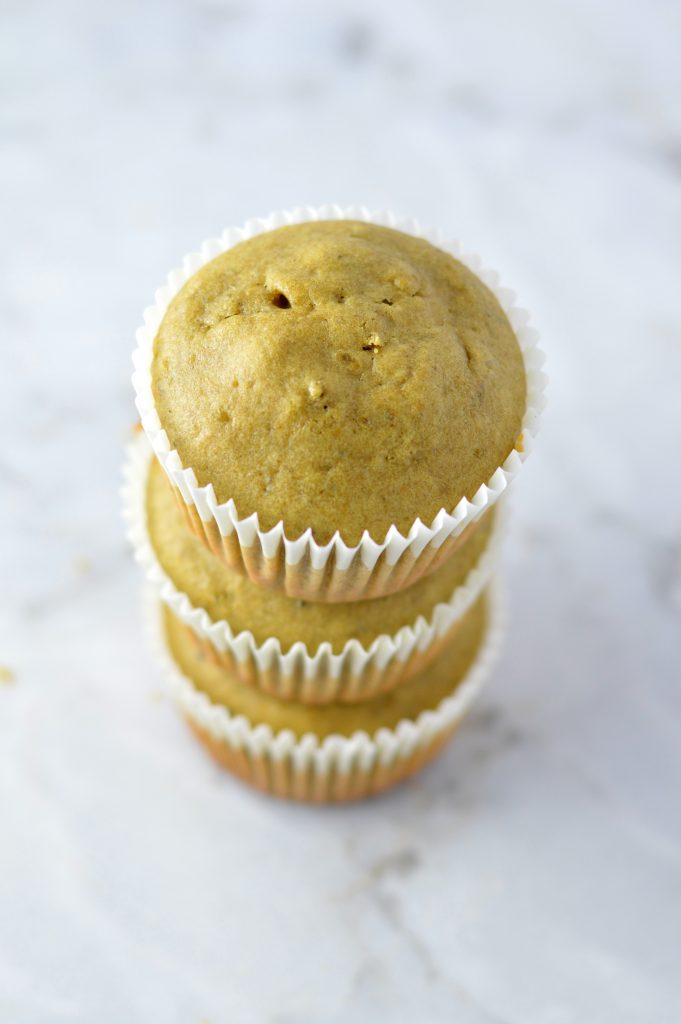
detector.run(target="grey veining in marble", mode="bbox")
[1,1,680,1022]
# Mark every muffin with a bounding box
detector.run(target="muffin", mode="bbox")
[153,587,501,802]
[133,208,543,601]
[125,437,501,702]
[152,219,525,544]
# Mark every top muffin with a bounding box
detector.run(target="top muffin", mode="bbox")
[152,220,526,546]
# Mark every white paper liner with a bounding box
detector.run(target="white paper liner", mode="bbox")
[123,434,505,704]
[146,581,506,803]
[132,205,546,602]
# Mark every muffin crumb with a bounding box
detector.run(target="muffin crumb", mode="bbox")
[362,333,383,353]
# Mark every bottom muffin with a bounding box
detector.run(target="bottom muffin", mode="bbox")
[152,586,503,802]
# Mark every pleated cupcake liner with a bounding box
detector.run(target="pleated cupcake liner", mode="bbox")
[145,581,506,803]
[123,433,505,704]
[132,204,546,603]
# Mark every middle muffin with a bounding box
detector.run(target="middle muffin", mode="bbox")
[128,440,501,704]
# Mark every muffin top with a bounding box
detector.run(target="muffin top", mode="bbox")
[152,220,525,545]
[146,456,495,654]
[163,593,488,738]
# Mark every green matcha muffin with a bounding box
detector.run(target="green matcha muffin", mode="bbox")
[156,589,496,802]
[152,220,525,547]
[146,455,497,654]
[134,207,542,602]
[163,591,488,739]
[138,448,500,702]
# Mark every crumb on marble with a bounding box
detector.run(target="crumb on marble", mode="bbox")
[0,665,15,685]
[369,847,421,881]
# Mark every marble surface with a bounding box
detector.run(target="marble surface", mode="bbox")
[2,1,681,1021]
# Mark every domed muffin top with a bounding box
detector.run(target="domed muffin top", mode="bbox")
[152,220,525,545]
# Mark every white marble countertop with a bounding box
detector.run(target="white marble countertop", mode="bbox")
[1,1,680,1021]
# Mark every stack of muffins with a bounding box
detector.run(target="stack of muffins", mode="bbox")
[125,208,544,803]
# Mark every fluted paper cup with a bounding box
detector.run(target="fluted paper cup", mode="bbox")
[124,434,504,704]
[133,205,545,602]
[146,583,505,803]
